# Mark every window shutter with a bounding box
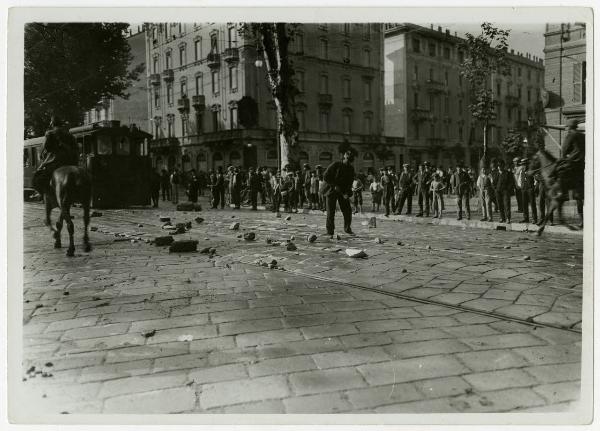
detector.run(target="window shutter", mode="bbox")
[573,63,582,103]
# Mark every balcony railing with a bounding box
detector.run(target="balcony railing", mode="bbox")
[223,47,239,63]
[425,79,445,93]
[162,69,174,82]
[177,97,190,112]
[149,137,180,149]
[149,73,161,86]
[318,93,333,105]
[192,95,206,110]
[207,53,220,68]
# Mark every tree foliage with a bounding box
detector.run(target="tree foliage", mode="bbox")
[240,23,299,170]
[25,23,143,136]
[501,132,524,160]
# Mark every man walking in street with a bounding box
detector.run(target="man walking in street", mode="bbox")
[512,157,523,212]
[452,165,471,221]
[495,159,514,223]
[395,164,413,215]
[323,150,355,238]
[302,163,312,209]
[381,166,395,217]
[477,166,494,222]
[414,162,432,217]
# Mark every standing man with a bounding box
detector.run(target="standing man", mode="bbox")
[302,163,312,209]
[414,162,432,217]
[512,157,523,212]
[231,167,242,209]
[381,167,395,217]
[160,169,171,202]
[395,164,413,215]
[170,167,181,204]
[519,158,538,224]
[323,150,355,238]
[489,158,500,213]
[495,159,514,223]
[150,168,161,208]
[247,167,261,210]
[453,165,472,221]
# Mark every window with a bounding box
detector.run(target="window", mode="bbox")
[179,45,186,66]
[458,126,463,140]
[343,78,351,99]
[363,23,370,40]
[229,66,238,92]
[320,74,329,94]
[428,43,436,57]
[527,69,531,80]
[212,111,219,131]
[228,26,237,49]
[363,48,371,67]
[181,116,187,136]
[297,110,305,131]
[230,151,241,163]
[167,85,173,104]
[443,47,450,59]
[211,69,219,94]
[318,23,328,31]
[319,111,329,133]
[458,99,463,113]
[458,50,464,62]
[319,152,332,162]
[296,71,305,92]
[342,110,352,134]
[267,150,277,160]
[415,123,420,139]
[429,123,435,138]
[296,33,304,53]
[194,38,202,61]
[320,38,328,59]
[154,91,160,108]
[178,23,183,34]
[413,65,418,81]
[429,68,434,81]
[213,152,223,161]
[518,86,522,100]
[363,114,372,134]
[165,51,171,69]
[210,33,218,53]
[459,75,463,87]
[196,112,203,133]
[229,107,238,129]
[507,106,512,121]
[496,82,501,95]
[527,89,531,103]
[195,73,203,95]
[573,61,586,104]
[154,122,160,138]
[518,67,522,77]
[444,96,449,114]
[180,80,187,97]
[413,38,420,53]
[414,92,419,107]
[343,23,350,35]
[429,94,435,111]
[444,70,448,85]
[168,122,173,138]
[363,152,374,161]
[364,80,372,102]
[153,56,158,73]
[343,44,350,61]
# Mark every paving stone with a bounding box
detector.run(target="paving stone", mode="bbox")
[455,349,530,372]
[452,283,491,294]
[153,353,208,372]
[280,303,329,316]
[532,381,581,404]
[345,383,423,409]
[130,314,210,333]
[324,300,387,312]
[441,324,500,338]
[526,327,582,345]
[78,359,153,383]
[207,347,259,367]
[248,355,317,377]
[414,376,473,399]
[493,304,549,321]
[189,336,236,352]
[104,386,196,413]
[516,294,557,307]
[339,333,394,349]
[210,306,283,323]
[98,371,188,398]
[487,320,533,333]
[300,323,359,339]
[524,363,581,384]
[407,316,460,329]
[58,333,146,354]
[388,328,453,343]
[189,363,248,384]
[282,313,337,328]
[105,342,189,364]
[146,325,217,344]
[532,312,582,328]
[222,399,285,414]
[31,351,106,371]
[430,292,480,306]
[61,323,130,341]
[170,301,248,317]
[513,345,581,365]
[288,367,366,395]
[384,339,472,359]
[483,268,520,279]
[460,333,547,351]
[358,355,469,386]
[413,304,461,317]
[462,368,538,391]
[200,375,290,409]
[283,392,353,413]
[452,312,498,325]
[218,317,283,336]
[256,338,343,359]
[236,328,304,348]
[460,298,513,313]
[482,289,521,301]
[45,316,99,333]
[312,346,391,369]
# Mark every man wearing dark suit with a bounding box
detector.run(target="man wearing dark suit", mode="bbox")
[395,164,413,215]
[323,151,355,238]
[381,166,395,217]
[495,159,514,223]
[414,163,432,217]
[452,165,472,220]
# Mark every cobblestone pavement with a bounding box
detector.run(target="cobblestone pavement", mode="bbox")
[18,201,584,415]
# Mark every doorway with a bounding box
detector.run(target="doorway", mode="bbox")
[243,145,258,169]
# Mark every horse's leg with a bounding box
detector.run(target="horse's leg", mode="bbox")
[83,201,92,252]
[537,199,555,236]
[577,198,583,228]
[62,204,75,257]
[53,203,63,249]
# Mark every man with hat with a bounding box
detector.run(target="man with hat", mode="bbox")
[518,158,538,224]
[512,156,523,212]
[381,165,396,217]
[414,162,432,217]
[555,119,585,224]
[451,164,472,220]
[301,163,312,209]
[495,159,514,223]
[32,116,79,196]
[395,163,413,215]
[323,150,355,237]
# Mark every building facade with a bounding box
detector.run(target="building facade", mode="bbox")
[384,23,545,168]
[542,23,587,158]
[145,22,388,173]
[82,26,149,133]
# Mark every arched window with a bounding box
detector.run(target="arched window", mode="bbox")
[319,152,332,162]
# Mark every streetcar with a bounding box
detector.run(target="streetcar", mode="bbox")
[24,120,154,208]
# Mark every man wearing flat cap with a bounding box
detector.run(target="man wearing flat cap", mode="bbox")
[518,158,537,224]
[395,163,413,215]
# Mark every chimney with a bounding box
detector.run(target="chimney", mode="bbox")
[446,29,450,35]
[438,26,442,32]
[454,31,457,37]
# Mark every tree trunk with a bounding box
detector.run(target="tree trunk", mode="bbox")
[480,123,488,170]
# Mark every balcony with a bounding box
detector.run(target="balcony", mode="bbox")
[505,95,520,107]
[162,69,174,82]
[192,95,206,111]
[223,47,239,63]
[425,79,445,94]
[207,53,220,68]
[177,97,190,113]
[149,73,161,86]
[318,93,333,106]
[410,107,430,122]
[427,138,445,147]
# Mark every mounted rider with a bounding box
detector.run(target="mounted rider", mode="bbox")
[553,119,585,201]
[32,116,79,196]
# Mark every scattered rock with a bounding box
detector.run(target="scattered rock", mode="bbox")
[230,222,240,230]
[177,334,194,342]
[286,242,297,251]
[169,240,199,253]
[285,215,292,221]
[62,291,69,296]
[243,232,256,241]
[45,362,53,367]
[336,234,341,240]
[290,235,295,241]
[193,203,202,211]
[401,268,407,273]
[137,224,143,227]
[90,226,98,232]
[237,234,243,238]
[176,202,195,211]
[265,238,272,244]
[276,213,282,218]
[368,217,377,228]
[345,248,367,258]
[374,237,383,244]
[209,248,216,255]
[130,239,137,244]
[523,255,531,261]
[496,225,507,231]
[159,216,171,223]
[397,241,403,246]
[200,247,211,254]
[90,211,102,217]
[307,234,317,243]
[426,245,432,250]
[503,245,511,249]
[154,236,174,246]
[142,329,156,338]
[270,259,278,266]
[185,221,192,229]
[195,217,204,224]
[114,238,129,242]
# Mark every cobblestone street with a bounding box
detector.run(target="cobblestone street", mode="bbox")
[18,200,584,414]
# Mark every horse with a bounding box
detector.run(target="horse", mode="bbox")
[530,149,584,235]
[43,166,92,257]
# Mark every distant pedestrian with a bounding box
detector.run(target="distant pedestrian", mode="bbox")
[187,171,200,203]
[414,163,432,217]
[150,169,161,208]
[430,173,446,218]
[247,167,261,210]
[381,167,395,217]
[351,174,364,214]
[160,169,170,201]
[323,150,355,238]
[495,159,514,223]
[395,164,413,215]
[477,167,494,222]
[369,177,383,212]
[451,165,471,221]
[518,158,538,224]
[309,171,319,210]
[170,167,181,204]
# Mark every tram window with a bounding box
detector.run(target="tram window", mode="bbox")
[97,135,112,155]
[84,141,92,155]
[115,137,130,155]
[24,148,30,167]
[31,147,37,167]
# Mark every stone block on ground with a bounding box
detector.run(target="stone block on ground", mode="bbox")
[193,203,202,211]
[159,216,171,223]
[285,216,292,221]
[90,211,102,217]
[244,232,256,241]
[176,202,195,211]
[346,248,367,258]
[230,222,240,230]
[154,236,174,246]
[307,234,317,243]
[195,217,204,224]
[169,240,199,253]
[286,242,297,251]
